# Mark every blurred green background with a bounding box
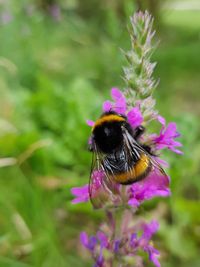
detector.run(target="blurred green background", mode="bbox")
[0,0,199,266]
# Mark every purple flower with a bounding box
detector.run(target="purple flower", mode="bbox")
[71,158,170,207]
[80,230,107,267]
[86,120,95,127]
[71,170,110,206]
[103,88,127,114]
[80,219,161,267]
[141,220,159,241]
[152,115,183,154]
[128,166,170,207]
[143,245,161,267]
[130,233,138,248]
[86,88,144,130]
[97,231,108,248]
[137,221,161,267]
[73,10,184,267]
[114,240,120,253]
[71,185,89,204]
[95,231,108,267]
[80,232,97,252]
[127,106,143,128]
[102,88,144,128]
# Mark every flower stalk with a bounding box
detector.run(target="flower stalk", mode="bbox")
[123,11,158,123]
[71,11,182,267]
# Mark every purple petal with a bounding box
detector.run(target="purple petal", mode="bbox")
[71,185,89,204]
[97,231,108,247]
[111,88,127,114]
[170,140,182,147]
[86,120,95,127]
[169,147,183,155]
[163,122,178,138]
[80,232,97,251]
[95,244,104,267]
[114,240,120,253]
[156,115,166,127]
[142,220,159,241]
[128,166,170,206]
[128,198,140,207]
[111,87,124,101]
[130,233,138,248]
[145,245,161,267]
[153,120,183,154]
[88,236,97,251]
[114,100,126,114]
[127,107,143,128]
[80,232,89,247]
[102,100,112,112]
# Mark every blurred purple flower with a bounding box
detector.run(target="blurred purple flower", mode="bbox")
[86,120,95,127]
[97,231,108,248]
[127,106,143,128]
[81,219,161,267]
[80,231,107,267]
[144,246,161,267]
[103,87,126,115]
[71,184,89,204]
[49,4,61,21]
[71,170,106,205]
[152,115,183,154]
[80,232,97,252]
[103,88,144,129]
[141,220,159,241]
[1,11,13,24]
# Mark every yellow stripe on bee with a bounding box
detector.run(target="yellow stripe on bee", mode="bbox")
[92,114,125,130]
[112,153,150,184]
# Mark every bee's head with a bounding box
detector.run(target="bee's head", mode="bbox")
[93,121,124,154]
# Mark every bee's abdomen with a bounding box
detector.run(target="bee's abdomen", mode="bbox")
[106,153,151,185]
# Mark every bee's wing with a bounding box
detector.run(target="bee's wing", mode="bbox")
[89,143,120,209]
[122,127,169,183]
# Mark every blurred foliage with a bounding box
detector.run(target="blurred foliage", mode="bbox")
[0,0,199,267]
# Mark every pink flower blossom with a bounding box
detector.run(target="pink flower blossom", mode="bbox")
[86,88,144,130]
[71,170,111,207]
[152,115,183,154]
[102,88,144,128]
[103,87,127,114]
[128,167,170,207]
[127,106,143,128]
[86,120,95,127]
[71,185,89,204]
[71,163,170,209]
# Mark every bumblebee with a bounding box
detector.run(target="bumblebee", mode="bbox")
[89,111,166,205]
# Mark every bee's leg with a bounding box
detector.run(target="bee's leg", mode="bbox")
[133,126,156,156]
[141,144,157,156]
[141,144,151,153]
[132,125,145,140]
